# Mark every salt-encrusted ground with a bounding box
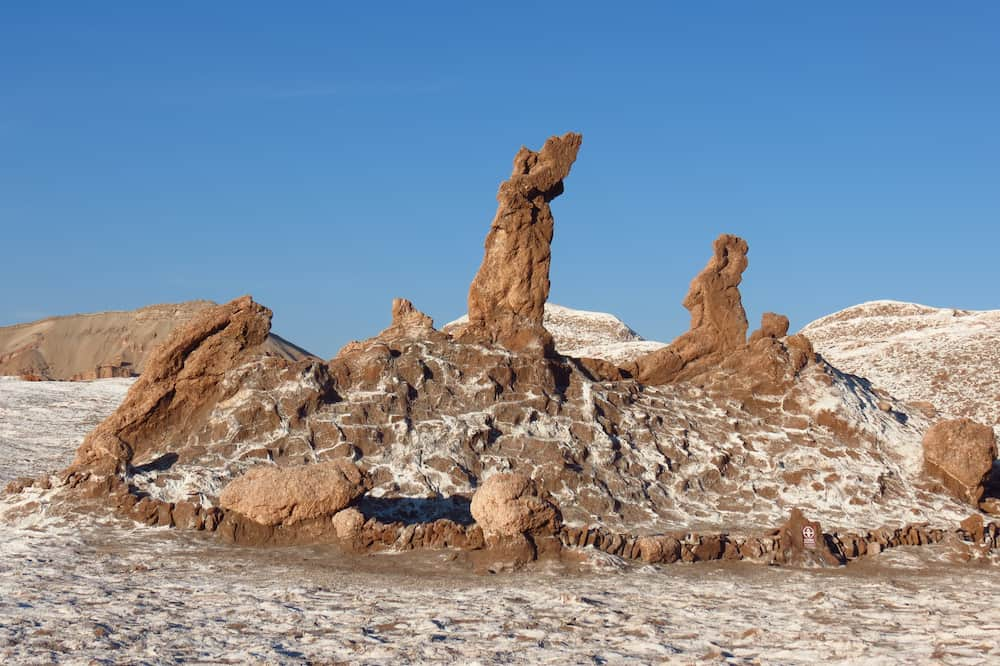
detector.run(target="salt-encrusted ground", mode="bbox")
[2,378,999,665]
[803,300,1000,432]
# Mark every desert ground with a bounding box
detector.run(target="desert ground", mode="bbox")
[3,377,999,665]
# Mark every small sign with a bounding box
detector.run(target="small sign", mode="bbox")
[802,526,817,550]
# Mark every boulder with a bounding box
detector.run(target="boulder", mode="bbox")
[219,460,368,526]
[748,312,790,344]
[923,418,997,505]
[470,472,561,537]
[332,507,366,540]
[461,132,583,355]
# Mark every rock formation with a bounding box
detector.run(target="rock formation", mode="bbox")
[68,296,281,475]
[459,132,583,355]
[11,133,984,572]
[923,418,997,505]
[748,312,789,344]
[470,472,561,537]
[219,459,367,526]
[628,236,814,390]
[630,234,750,383]
[385,298,434,336]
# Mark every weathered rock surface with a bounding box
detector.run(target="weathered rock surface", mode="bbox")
[630,234,751,384]
[749,312,790,344]
[382,298,436,339]
[459,132,582,355]
[68,296,281,475]
[470,472,561,537]
[219,460,367,526]
[923,418,997,505]
[0,300,312,381]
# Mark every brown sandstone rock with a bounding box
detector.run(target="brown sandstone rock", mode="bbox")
[470,472,561,537]
[631,234,750,383]
[748,312,790,344]
[774,507,842,566]
[68,296,274,476]
[332,507,366,540]
[460,132,583,355]
[378,298,438,341]
[636,535,682,564]
[923,418,997,505]
[219,460,367,527]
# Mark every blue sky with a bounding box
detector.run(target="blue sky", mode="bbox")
[2,3,998,357]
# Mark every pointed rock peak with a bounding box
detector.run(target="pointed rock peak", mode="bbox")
[461,132,583,355]
[391,298,434,330]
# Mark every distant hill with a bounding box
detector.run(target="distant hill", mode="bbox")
[0,300,315,380]
[445,303,667,365]
[802,300,1000,429]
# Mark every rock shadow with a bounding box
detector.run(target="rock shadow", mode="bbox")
[356,495,474,526]
[131,452,179,474]
[824,363,908,425]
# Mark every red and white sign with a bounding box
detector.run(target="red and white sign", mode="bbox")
[802,526,817,550]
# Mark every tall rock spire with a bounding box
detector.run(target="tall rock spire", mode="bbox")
[460,132,583,355]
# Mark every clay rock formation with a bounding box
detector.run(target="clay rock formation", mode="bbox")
[923,418,997,505]
[470,472,562,537]
[0,300,313,381]
[629,236,813,390]
[219,460,367,526]
[388,298,434,333]
[68,296,280,475]
[630,234,750,383]
[33,134,982,560]
[460,132,583,355]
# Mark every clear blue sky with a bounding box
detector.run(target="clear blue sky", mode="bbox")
[2,3,998,357]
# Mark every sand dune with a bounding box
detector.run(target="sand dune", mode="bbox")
[0,300,314,380]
